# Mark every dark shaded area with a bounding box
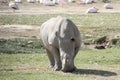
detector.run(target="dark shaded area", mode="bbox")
[0,68,13,72]
[0,38,44,54]
[94,36,108,44]
[73,69,117,77]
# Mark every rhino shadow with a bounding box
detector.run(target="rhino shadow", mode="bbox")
[72,68,117,77]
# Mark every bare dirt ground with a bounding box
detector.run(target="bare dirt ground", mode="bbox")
[0,24,40,39]
[0,2,120,14]
[16,3,120,14]
[0,2,120,39]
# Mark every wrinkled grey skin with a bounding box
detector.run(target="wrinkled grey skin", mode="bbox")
[40,16,81,72]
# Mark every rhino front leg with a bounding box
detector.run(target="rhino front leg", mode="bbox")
[49,46,62,71]
[46,49,55,68]
[74,47,80,58]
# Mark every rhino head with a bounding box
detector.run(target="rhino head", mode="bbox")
[59,38,76,72]
[56,19,80,72]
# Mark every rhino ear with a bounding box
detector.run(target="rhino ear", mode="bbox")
[71,37,75,42]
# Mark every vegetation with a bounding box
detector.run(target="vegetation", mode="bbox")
[0,38,44,54]
[0,13,120,38]
[0,13,120,80]
[0,13,120,29]
[0,48,120,80]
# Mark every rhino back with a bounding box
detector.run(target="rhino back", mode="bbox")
[40,17,64,48]
[40,16,81,48]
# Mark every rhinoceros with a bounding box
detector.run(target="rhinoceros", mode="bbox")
[40,16,81,72]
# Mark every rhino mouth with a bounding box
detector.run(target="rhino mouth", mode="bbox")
[62,66,76,72]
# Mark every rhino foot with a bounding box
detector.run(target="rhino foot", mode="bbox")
[53,65,62,71]
[48,64,54,68]
[54,67,61,71]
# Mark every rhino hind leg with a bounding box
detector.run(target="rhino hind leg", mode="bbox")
[46,49,55,68]
[49,46,62,71]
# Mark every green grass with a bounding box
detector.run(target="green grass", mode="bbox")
[0,13,120,38]
[0,13,120,31]
[0,13,120,79]
[76,48,120,65]
[0,13,120,29]
[0,48,120,80]
[0,38,44,54]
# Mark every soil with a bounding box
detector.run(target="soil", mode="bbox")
[0,25,40,39]
[0,2,120,14]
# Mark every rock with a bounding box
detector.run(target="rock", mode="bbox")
[114,34,120,39]
[14,0,22,3]
[27,0,35,3]
[104,3,113,9]
[86,7,99,13]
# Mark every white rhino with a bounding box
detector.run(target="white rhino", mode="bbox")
[40,16,81,72]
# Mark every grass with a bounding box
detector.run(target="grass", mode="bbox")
[0,13,120,30]
[0,13,120,38]
[1,13,120,47]
[0,13,120,29]
[0,38,44,54]
[76,48,120,65]
[0,13,120,79]
[0,48,120,80]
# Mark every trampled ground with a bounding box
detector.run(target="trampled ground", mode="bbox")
[0,2,120,14]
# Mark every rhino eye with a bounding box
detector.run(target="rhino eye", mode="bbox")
[71,38,75,42]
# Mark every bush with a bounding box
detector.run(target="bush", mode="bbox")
[94,36,108,44]
[116,39,120,47]
[111,39,119,45]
